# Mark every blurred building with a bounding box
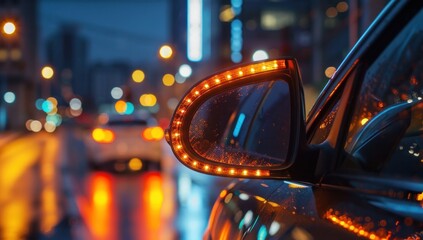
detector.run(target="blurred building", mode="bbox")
[169,0,387,88]
[89,62,131,110]
[45,24,89,108]
[89,61,162,115]
[32,0,388,124]
[0,0,38,130]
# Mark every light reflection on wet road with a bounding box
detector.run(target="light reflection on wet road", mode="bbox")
[0,132,64,239]
[0,128,226,239]
[77,171,177,240]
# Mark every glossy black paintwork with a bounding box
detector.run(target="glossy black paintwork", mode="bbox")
[207,180,359,239]
[206,178,423,239]
[203,1,423,239]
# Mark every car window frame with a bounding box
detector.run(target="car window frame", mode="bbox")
[306,0,407,140]
[334,1,423,172]
[306,1,422,175]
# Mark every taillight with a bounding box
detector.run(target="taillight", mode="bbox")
[92,128,115,143]
[142,126,164,141]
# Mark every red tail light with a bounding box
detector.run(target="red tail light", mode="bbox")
[142,126,164,141]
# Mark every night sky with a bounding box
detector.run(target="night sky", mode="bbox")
[39,0,170,64]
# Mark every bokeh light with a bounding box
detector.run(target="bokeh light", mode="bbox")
[111,87,123,100]
[325,66,337,78]
[25,120,33,131]
[336,2,349,12]
[35,98,44,110]
[175,73,187,84]
[47,97,58,106]
[41,66,54,80]
[97,113,109,125]
[44,121,57,133]
[162,74,175,86]
[142,126,164,141]
[219,5,235,22]
[2,21,16,35]
[178,64,192,78]
[30,120,43,132]
[151,127,164,140]
[70,108,83,117]
[46,114,62,126]
[159,45,173,59]
[252,50,269,61]
[326,7,338,18]
[125,102,135,115]
[128,158,143,171]
[92,128,115,143]
[70,98,82,110]
[115,100,127,114]
[139,94,157,107]
[42,100,54,113]
[3,91,16,104]
[132,69,145,83]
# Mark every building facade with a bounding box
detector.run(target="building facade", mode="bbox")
[0,0,38,130]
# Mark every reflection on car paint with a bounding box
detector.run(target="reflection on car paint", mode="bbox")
[324,209,390,240]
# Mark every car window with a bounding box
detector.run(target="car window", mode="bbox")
[310,99,340,144]
[343,9,423,179]
[309,71,352,145]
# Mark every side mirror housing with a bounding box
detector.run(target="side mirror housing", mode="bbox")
[166,58,306,178]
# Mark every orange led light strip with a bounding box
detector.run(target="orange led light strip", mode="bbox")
[170,59,287,177]
[325,214,390,240]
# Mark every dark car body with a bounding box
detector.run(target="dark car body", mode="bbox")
[167,0,423,239]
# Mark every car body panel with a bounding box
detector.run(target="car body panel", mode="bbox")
[206,177,423,239]
[205,179,361,239]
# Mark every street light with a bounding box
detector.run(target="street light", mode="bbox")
[132,69,145,83]
[162,74,175,87]
[159,45,173,59]
[178,64,192,78]
[2,21,16,35]
[41,66,54,80]
[41,65,54,98]
[252,50,269,61]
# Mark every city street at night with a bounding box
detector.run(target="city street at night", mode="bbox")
[0,127,225,239]
[2,0,423,240]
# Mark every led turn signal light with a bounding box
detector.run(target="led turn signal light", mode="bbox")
[168,59,288,178]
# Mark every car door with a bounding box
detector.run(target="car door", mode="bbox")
[311,1,423,239]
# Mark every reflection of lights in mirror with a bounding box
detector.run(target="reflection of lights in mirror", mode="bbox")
[189,80,290,167]
[241,210,254,228]
[269,221,281,236]
[233,113,245,137]
[169,59,288,177]
[239,193,249,201]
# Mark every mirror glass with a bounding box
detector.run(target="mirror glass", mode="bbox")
[188,80,291,168]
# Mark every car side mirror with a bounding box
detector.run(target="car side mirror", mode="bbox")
[165,58,306,178]
[349,100,423,171]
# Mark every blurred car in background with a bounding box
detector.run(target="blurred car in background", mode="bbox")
[85,110,164,173]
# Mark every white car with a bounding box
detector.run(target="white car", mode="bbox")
[85,111,163,172]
